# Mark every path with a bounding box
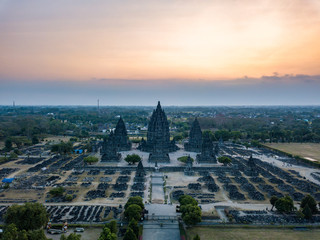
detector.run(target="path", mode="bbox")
[151,172,165,203]
[143,204,180,240]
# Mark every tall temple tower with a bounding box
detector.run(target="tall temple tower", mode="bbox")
[196,131,217,163]
[184,118,202,152]
[101,132,121,162]
[114,117,131,151]
[138,101,178,162]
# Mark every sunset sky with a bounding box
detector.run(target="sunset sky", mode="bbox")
[1,0,320,105]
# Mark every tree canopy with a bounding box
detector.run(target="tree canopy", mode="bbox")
[4,202,49,231]
[179,195,198,206]
[217,156,231,166]
[124,204,142,222]
[270,196,279,211]
[84,156,98,165]
[300,194,318,214]
[179,195,201,226]
[124,196,144,210]
[124,154,141,165]
[51,141,73,155]
[274,195,294,213]
[49,186,65,197]
[123,228,137,240]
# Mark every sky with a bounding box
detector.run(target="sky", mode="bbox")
[0,0,320,105]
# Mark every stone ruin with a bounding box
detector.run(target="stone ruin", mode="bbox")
[134,161,146,182]
[114,117,132,151]
[246,155,258,176]
[138,101,178,162]
[101,131,121,162]
[184,156,195,176]
[184,118,202,152]
[196,132,217,163]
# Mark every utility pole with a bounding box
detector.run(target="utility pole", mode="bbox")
[97,99,100,116]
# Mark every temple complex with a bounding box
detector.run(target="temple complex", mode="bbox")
[184,118,202,152]
[114,117,131,151]
[196,132,217,163]
[138,101,178,162]
[101,131,121,162]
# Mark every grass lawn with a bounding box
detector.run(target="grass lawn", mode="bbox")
[264,143,320,163]
[187,227,320,240]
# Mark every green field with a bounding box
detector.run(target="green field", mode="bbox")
[264,143,320,163]
[187,227,320,240]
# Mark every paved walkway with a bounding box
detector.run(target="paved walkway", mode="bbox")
[143,204,180,240]
[151,172,165,204]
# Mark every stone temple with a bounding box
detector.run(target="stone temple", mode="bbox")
[196,131,217,163]
[101,131,121,162]
[114,117,131,151]
[184,118,202,152]
[138,101,178,162]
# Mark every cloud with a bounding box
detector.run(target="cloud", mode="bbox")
[0,74,320,106]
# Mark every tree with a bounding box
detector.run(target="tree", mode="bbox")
[193,234,201,240]
[123,228,137,240]
[217,156,231,166]
[274,195,294,213]
[179,195,201,226]
[181,204,202,226]
[51,141,73,155]
[128,219,139,239]
[4,202,48,231]
[3,223,19,240]
[49,186,65,197]
[124,196,144,210]
[124,204,142,221]
[27,229,48,240]
[98,226,116,240]
[83,156,98,165]
[5,139,12,151]
[270,196,279,211]
[124,154,141,165]
[179,195,198,206]
[302,205,312,220]
[9,152,18,159]
[300,194,318,214]
[178,156,194,163]
[106,220,117,234]
[32,136,39,145]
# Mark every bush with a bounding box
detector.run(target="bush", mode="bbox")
[65,194,73,202]
[49,186,65,197]
[124,154,141,164]
[178,156,194,163]
[84,156,98,165]
[217,156,231,166]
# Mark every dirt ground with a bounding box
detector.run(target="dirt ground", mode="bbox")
[265,143,320,162]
